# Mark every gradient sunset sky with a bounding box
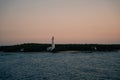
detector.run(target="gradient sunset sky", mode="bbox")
[0,0,120,45]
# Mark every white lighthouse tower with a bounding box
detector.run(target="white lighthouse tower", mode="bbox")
[47,36,55,51]
[51,36,55,49]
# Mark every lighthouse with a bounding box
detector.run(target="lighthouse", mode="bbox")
[47,36,55,51]
[51,36,55,49]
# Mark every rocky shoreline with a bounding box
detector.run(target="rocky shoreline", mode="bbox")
[0,43,120,52]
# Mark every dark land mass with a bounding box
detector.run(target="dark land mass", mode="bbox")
[0,43,120,52]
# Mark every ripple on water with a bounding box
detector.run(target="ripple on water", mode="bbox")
[0,52,120,80]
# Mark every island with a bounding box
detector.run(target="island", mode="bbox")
[0,43,120,52]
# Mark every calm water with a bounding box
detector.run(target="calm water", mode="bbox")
[0,51,120,80]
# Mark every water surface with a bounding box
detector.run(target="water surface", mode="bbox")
[0,52,120,80]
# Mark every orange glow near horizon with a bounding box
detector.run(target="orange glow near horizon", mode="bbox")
[0,0,120,45]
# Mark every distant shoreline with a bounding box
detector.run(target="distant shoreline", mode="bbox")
[0,43,120,52]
